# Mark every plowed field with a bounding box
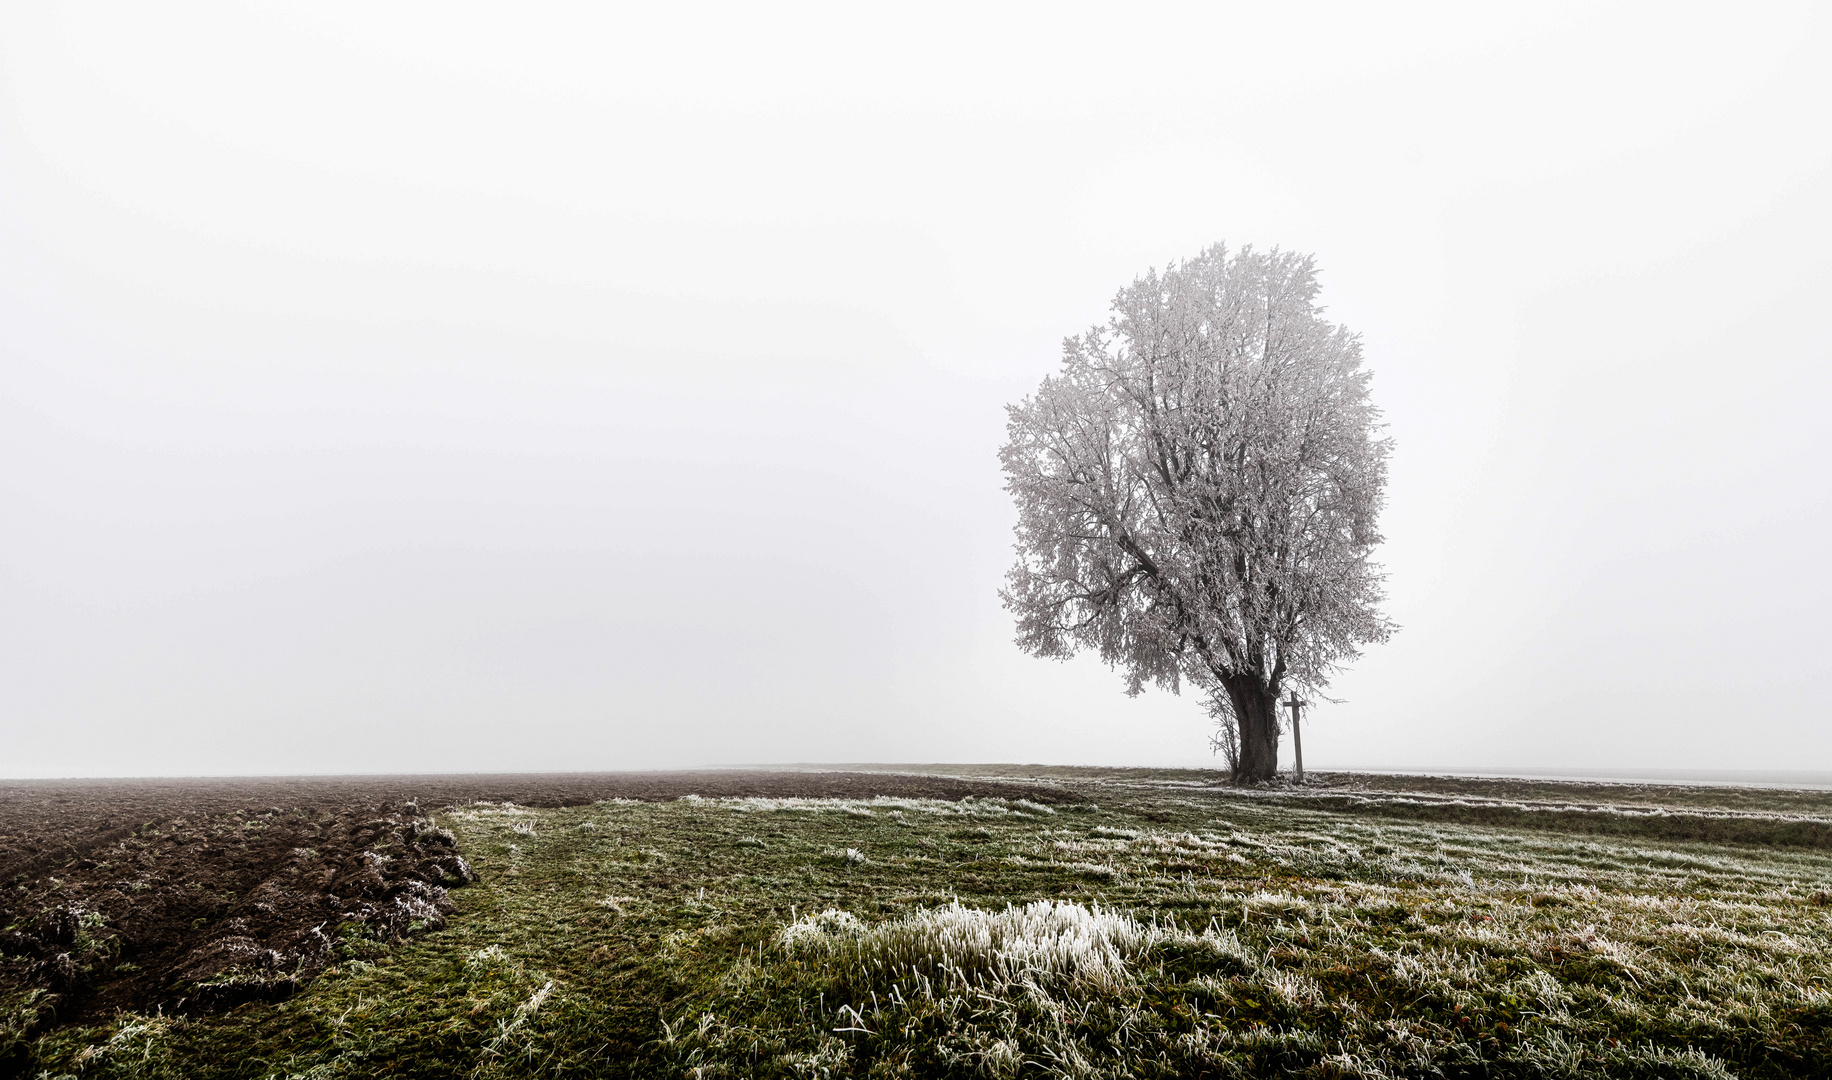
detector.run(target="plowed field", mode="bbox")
[0,770,1074,1046]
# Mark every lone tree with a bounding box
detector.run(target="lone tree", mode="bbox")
[1000,243,1393,781]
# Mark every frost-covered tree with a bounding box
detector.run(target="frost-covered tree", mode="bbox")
[1000,244,1393,781]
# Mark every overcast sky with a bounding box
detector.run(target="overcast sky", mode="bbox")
[3,2,1829,778]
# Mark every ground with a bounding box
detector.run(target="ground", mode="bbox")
[5,767,1832,1078]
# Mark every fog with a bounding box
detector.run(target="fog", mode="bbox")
[2,3,1828,778]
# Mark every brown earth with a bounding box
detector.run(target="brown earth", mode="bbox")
[0,770,1076,1038]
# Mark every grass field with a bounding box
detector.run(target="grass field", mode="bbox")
[16,769,1832,1078]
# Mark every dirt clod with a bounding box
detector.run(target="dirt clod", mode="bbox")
[0,801,472,1032]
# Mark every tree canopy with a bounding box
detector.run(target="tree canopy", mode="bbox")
[1000,244,1393,780]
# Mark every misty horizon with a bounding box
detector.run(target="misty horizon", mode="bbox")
[4,3,1830,779]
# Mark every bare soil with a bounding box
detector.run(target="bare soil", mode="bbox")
[0,770,1074,1041]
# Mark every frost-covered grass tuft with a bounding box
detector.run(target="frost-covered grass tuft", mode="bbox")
[777,908,862,952]
[780,899,1176,989]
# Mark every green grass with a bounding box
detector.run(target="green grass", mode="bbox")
[16,777,1832,1078]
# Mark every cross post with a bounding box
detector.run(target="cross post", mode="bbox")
[1286,693,1304,784]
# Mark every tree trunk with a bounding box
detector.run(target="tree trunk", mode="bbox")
[1225,676,1281,782]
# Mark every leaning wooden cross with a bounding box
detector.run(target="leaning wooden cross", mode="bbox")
[1286,693,1305,784]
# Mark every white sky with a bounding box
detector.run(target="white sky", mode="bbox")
[2,2,1828,777]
